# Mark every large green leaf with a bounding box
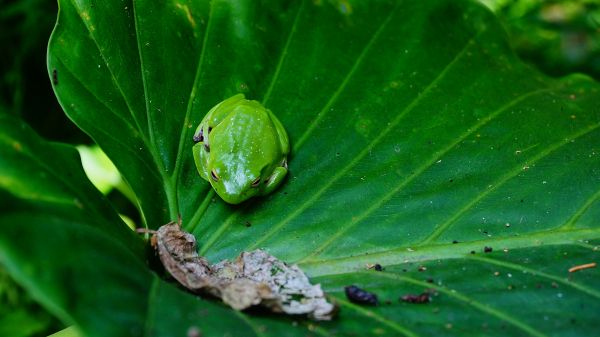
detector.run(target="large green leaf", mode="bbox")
[4,0,600,335]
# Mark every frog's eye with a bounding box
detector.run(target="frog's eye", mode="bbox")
[210,169,220,182]
[251,177,261,187]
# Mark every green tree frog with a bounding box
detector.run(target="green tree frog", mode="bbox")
[192,94,289,204]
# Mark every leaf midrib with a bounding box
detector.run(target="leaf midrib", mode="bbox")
[132,1,178,219]
[170,0,215,222]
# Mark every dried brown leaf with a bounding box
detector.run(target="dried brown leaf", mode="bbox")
[142,222,337,320]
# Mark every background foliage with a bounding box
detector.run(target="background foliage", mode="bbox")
[481,0,600,80]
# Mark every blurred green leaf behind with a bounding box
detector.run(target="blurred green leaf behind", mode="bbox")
[0,0,87,143]
[0,264,60,336]
[1,1,95,335]
[1,0,143,235]
[481,0,600,79]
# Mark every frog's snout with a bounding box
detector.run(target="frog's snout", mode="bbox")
[216,188,251,205]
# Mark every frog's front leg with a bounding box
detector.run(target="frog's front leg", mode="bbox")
[192,143,210,181]
[262,166,288,195]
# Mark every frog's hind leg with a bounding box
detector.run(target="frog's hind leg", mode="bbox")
[268,110,290,155]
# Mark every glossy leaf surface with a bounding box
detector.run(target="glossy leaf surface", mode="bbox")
[5,0,600,335]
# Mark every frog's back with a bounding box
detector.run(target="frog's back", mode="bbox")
[193,94,289,204]
[211,105,283,167]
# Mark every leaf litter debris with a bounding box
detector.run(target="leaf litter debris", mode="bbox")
[344,285,378,305]
[138,221,336,321]
[400,291,432,304]
[568,262,596,273]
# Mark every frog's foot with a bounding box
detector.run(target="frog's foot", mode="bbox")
[263,166,288,195]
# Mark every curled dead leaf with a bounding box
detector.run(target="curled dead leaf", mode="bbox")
[139,221,337,321]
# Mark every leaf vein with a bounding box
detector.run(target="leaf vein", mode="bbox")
[198,208,238,255]
[261,0,306,105]
[67,0,146,135]
[232,311,265,337]
[142,278,160,337]
[333,295,419,337]
[246,30,479,251]
[420,121,600,244]
[299,87,555,261]
[468,255,600,299]
[292,1,401,151]
[368,272,547,337]
[560,185,600,230]
[185,189,214,233]
[54,59,163,182]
